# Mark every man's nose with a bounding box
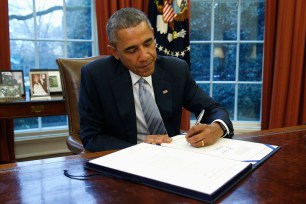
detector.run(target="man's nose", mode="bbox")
[138,47,149,60]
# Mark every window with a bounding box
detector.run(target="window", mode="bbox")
[9,0,97,133]
[190,0,265,127]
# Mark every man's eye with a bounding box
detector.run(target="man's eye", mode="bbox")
[126,49,136,53]
[144,41,152,47]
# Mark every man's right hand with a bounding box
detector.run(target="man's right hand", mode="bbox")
[144,135,172,145]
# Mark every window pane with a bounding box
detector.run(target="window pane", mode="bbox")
[67,42,92,58]
[190,1,211,41]
[10,40,35,76]
[42,115,67,127]
[66,0,92,40]
[237,84,261,121]
[213,43,236,81]
[198,83,210,94]
[9,0,34,39]
[190,43,210,81]
[14,118,38,130]
[241,1,265,40]
[36,0,64,39]
[239,43,263,81]
[38,41,64,68]
[214,1,238,41]
[212,83,235,119]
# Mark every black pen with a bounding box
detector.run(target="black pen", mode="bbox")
[195,109,205,125]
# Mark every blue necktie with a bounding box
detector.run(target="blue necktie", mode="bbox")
[138,78,167,135]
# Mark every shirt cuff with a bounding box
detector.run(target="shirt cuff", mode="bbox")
[212,119,229,137]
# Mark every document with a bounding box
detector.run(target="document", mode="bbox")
[86,137,279,203]
[161,135,279,168]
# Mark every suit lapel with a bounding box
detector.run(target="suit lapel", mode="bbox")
[111,66,137,143]
[152,64,172,118]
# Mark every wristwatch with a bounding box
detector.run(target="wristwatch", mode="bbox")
[216,122,227,137]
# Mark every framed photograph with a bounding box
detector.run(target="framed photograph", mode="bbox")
[0,70,25,96]
[48,70,62,93]
[0,85,22,102]
[29,71,50,97]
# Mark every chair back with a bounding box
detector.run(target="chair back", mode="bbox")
[56,56,104,154]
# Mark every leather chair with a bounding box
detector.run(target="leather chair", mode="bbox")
[56,55,190,154]
[56,56,104,154]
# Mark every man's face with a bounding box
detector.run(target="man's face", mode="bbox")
[109,21,156,77]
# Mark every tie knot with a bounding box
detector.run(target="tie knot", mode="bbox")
[138,78,146,88]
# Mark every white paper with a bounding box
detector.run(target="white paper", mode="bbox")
[89,143,250,195]
[161,135,278,164]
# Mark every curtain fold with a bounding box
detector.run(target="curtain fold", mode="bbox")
[95,0,150,55]
[95,0,190,131]
[261,0,306,129]
[0,0,15,163]
[0,0,11,70]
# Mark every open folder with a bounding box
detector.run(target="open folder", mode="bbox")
[86,135,279,203]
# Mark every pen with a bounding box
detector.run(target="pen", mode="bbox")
[195,109,205,125]
[186,109,205,142]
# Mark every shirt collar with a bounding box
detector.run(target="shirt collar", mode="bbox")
[129,70,153,87]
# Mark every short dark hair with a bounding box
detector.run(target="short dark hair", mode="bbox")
[106,7,153,46]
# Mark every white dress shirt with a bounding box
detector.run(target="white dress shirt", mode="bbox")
[129,71,230,142]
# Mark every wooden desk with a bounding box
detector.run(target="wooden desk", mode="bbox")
[0,126,305,203]
[0,97,66,119]
[0,96,66,163]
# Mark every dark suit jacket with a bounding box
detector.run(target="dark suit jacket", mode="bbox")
[79,55,234,151]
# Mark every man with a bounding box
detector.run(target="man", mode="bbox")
[79,8,234,152]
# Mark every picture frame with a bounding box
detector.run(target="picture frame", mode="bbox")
[29,71,50,97]
[0,85,22,102]
[0,70,25,96]
[47,70,63,93]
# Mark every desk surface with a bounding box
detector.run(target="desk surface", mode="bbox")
[1,125,306,203]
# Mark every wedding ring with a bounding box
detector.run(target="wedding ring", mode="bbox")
[201,140,205,147]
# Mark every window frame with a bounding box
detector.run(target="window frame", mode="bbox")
[9,0,98,139]
[190,0,264,132]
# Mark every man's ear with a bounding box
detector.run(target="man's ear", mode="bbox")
[107,45,120,60]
